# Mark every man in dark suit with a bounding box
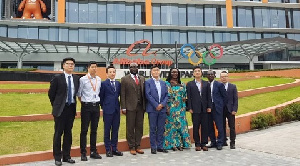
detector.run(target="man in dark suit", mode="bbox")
[100,65,123,157]
[186,66,211,151]
[207,70,227,150]
[220,71,238,149]
[48,57,79,166]
[145,65,169,154]
[121,63,146,155]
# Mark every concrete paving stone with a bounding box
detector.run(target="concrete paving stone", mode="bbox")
[12,121,300,166]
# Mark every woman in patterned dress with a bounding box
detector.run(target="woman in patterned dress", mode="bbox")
[163,68,191,151]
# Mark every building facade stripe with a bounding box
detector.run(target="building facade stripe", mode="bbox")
[58,0,66,23]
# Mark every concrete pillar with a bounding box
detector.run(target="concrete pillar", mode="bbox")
[249,60,254,70]
[54,61,62,71]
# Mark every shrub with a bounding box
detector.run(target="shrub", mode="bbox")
[251,113,276,129]
[277,106,296,123]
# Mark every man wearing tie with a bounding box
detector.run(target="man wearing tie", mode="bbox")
[100,65,123,157]
[121,63,146,155]
[206,70,227,150]
[48,57,79,166]
[220,71,238,149]
[186,66,211,151]
[145,65,169,154]
[77,61,102,161]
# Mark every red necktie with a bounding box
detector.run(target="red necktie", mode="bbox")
[134,75,139,85]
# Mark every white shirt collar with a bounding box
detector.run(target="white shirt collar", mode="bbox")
[64,71,72,77]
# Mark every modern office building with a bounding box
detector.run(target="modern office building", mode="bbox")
[0,0,299,71]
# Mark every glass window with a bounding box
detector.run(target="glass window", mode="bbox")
[116,29,125,44]
[196,5,204,26]
[179,31,187,44]
[39,28,49,40]
[135,30,143,41]
[237,8,246,27]
[144,30,153,43]
[187,5,196,26]
[161,5,179,25]
[214,32,223,43]
[205,32,213,43]
[79,1,88,23]
[231,32,238,41]
[88,29,98,43]
[196,31,206,43]
[49,27,59,41]
[232,7,237,27]
[152,4,161,25]
[245,8,253,27]
[126,4,134,24]
[221,7,227,27]
[204,6,216,26]
[58,28,68,42]
[254,8,262,27]
[239,32,248,41]
[248,32,255,40]
[68,0,79,23]
[170,30,180,44]
[88,0,98,23]
[188,31,197,43]
[69,28,79,42]
[178,5,187,26]
[107,29,117,44]
[270,9,279,28]
[98,2,107,23]
[98,29,107,43]
[125,30,134,44]
[293,10,300,28]
[222,32,231,42]
[135,3,145,24]
[153,30,162,44]
[262,8,270,28]
[278,9,285,28]
[162,30,171,44]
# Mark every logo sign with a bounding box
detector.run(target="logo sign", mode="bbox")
[113,40,173,67]
[180,44,223,66]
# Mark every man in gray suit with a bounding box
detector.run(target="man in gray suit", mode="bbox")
[220,71,238,149]
[121,63,146,155]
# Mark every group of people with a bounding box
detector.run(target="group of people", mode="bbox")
[48,57,238,166]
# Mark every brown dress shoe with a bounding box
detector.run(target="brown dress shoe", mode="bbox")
[202,146,208,151]
[130,150,137,155]
[195,147,201,151]
[136,149,144,154]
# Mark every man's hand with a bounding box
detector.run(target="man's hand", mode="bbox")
[122,109,126,115]
[189,109,193,114]
[207,108,211,113]
[232,111,237,115]
[156,104,163,111]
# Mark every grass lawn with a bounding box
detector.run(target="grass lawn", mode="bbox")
[0,84,49,89]
[0,77,294,116]
[1,85,300,155]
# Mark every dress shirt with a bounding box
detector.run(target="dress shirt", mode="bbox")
[153,78,161,102]
[64,71,75,103]
[77,73,101,102]
[210,80,215,102]
[130,74,139,81]
[224,82,228,91]
[195,79,202,96]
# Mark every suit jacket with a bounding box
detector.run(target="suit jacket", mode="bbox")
[145,78,168,113]
[48,73,80,117]
[120,74,145,111]
[211,80,227,113]
[225,83,238,113]
[186,79,212,113]
[100,79,121,114]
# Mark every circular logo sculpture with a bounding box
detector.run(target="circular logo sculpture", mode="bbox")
[180,44,223,66]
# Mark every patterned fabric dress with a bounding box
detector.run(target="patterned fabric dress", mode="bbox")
[163,81,191,149]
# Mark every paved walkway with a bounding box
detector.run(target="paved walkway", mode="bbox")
[14,121,300,166]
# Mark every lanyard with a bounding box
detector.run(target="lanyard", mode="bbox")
[87,75,97,92]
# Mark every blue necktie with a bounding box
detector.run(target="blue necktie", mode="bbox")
[68,76,72,105]
[111,81,116,92]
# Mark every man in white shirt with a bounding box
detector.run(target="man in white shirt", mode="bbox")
[77,61,102,161]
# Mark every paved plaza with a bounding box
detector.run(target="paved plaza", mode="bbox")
[14,121,300,166]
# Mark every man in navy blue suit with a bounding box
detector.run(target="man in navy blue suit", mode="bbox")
[207,70,227,150]
[186,66,211,151]
[100,65,123,157]
[220,71,238,149]
[145,65,169,154]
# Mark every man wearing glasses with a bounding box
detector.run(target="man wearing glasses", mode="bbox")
[48,57,80,166]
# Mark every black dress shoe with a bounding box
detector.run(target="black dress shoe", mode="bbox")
[208,143,217,148]
[55,160,62,166]
[81,153,88,161]
[172,147,177,151]
[151,148,157,154]
[216,145,223,150]
[106,151,113,157]
[90,152,102,159]
[230,143,236,149]
[62,158,75,164]
[157,149,168,153]
[112,150,123,156]
[223,142,228,146]
[177,147,183,151]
